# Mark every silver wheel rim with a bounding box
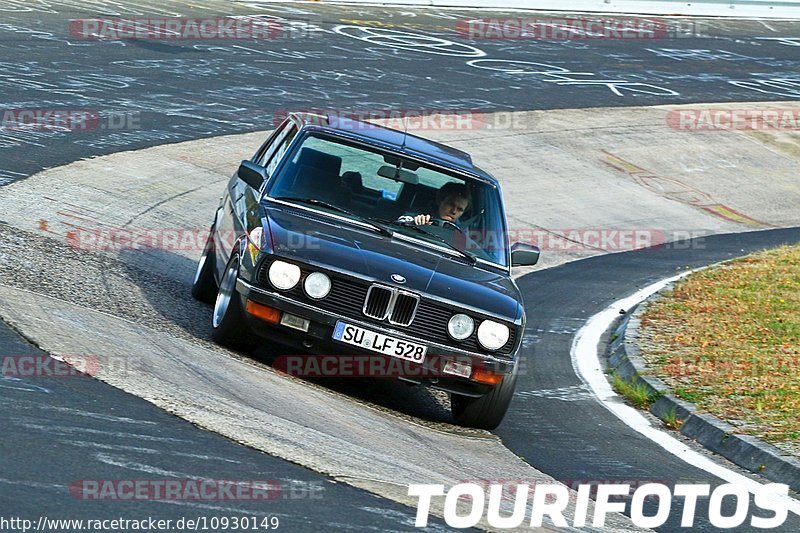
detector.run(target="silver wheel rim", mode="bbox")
[213,261,238,328]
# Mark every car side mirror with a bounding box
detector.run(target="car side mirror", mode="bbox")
[511,242,540,266]
[238,160,268,190]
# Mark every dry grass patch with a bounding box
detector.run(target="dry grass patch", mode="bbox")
[639,244,800,444]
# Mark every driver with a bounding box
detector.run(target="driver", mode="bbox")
[397,182,470,227]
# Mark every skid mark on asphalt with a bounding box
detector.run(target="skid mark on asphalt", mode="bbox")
[601,150,770,227]
[514,384,595,402]
[93,451,222,478]
[32,405,159,425]
[545,318,588,335]
[0,376,51,394]
[16,421,191,443]
[69,440,243,464]
[0,170,26,186]
[155,499,292,518]
[519,334,539,349]
[526,318,587,338]
[0,478,66,491]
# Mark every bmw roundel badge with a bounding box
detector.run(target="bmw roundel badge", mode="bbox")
[391,274,406,284]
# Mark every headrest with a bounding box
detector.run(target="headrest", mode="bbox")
[295,147,342,176]
[341,171,363,192]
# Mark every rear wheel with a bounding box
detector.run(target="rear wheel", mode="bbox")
[450,364,518,430]
[191,225,218,304]
[211,254,257,350]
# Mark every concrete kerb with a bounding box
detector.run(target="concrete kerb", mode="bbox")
[607,289,800,493]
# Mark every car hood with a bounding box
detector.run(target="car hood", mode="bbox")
[263,204,522,321]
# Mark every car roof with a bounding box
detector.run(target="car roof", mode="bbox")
[289,112,498,185]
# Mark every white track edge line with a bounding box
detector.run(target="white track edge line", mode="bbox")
[570,269,800,516]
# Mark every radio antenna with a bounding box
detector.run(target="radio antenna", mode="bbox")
[401,114,408,151]
[393,114,408,180]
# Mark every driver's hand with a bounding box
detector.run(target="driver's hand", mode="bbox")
[413,214,431,225]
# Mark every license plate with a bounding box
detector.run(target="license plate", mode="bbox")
[332,321,427,363]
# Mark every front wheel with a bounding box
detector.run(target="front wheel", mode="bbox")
[211,254,257,350]
[450,364,518,430]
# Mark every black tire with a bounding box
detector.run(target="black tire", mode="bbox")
[451,364,518,430]
[210,254,257,350]
[191,226,218,304]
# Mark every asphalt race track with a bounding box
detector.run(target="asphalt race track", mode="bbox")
[2,1,800,531]
[2,0,800,180]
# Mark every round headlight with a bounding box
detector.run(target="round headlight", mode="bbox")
[304,272,331,299]
[477,320,510,351]
[268,260,301,290]
[447,313,474,340]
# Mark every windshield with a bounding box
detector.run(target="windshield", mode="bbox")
[266,132,509,268]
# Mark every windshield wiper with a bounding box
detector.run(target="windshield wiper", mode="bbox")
[381,219,477,265]
[273,197,393,237]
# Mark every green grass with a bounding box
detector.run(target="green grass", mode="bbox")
[639,244,800,444]
[661,405,682,430]
[612,373,658,409]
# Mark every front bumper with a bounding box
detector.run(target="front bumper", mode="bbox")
[236,279,516,397]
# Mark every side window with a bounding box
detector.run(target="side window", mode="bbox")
[255,121,297,169]
[253,119,288,163]
[263,126,298,177]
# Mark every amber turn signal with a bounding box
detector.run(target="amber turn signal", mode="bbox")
[245,300,281,324]
[471,368,505,386]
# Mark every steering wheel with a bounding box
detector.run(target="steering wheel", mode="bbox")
[430,218,465,234]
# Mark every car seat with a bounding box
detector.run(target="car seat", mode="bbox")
[288,147,342,200]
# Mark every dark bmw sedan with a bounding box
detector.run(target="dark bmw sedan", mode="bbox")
[192,112,539,429]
